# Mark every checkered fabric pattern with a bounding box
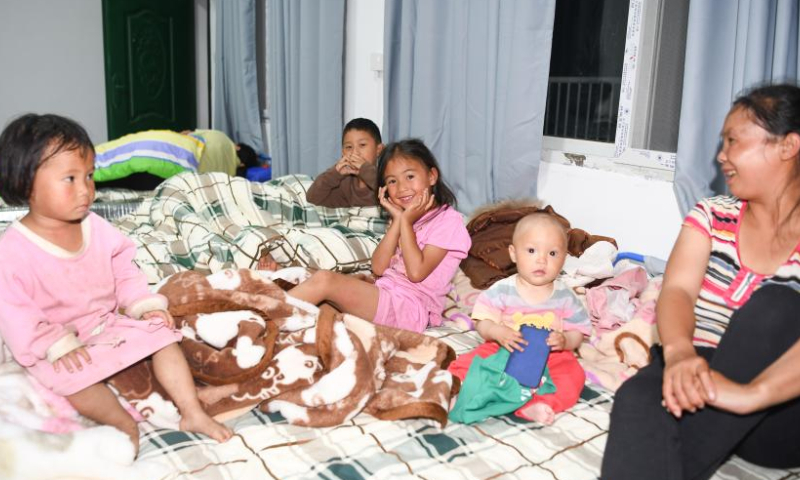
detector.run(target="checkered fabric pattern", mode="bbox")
[112,172,388,284]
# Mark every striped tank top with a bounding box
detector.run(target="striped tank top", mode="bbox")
[685,196,800,347]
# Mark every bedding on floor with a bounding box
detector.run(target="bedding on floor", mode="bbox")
[111,172,387,283]
[126,323,795,480]
[1,173,797,480]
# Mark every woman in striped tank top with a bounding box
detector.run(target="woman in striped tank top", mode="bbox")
[603,84,800,480]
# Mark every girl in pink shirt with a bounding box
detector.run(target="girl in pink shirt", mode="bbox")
[0,114,232,456]
[289,138,471,332]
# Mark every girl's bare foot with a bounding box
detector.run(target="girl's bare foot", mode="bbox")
[519,402,555,425]
[197,383,239,406]
[180,408,234,442]
[257,252,278,271]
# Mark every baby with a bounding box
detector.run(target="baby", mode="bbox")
[450,212,590,424]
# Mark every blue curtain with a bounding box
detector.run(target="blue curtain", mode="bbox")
[674,0,800,216]
[212,0,265,152]
[383,0,556,213]
[267,0,346,177]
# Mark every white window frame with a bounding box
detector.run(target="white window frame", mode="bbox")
[541,0,678,181]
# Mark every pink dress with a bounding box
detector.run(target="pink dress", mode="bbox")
[374,205,471,332]
[0,213,181,396]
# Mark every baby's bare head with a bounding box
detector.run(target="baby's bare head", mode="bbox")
[512,212,569,251]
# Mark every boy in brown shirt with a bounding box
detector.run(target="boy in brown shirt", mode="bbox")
[305,118,384,208]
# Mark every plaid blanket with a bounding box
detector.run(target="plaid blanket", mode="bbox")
[134,325,797,480]
[113,173,388,284]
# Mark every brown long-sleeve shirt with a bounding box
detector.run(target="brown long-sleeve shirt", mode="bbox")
[305,164,379,207]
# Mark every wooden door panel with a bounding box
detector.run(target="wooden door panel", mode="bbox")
[103,0,194,139]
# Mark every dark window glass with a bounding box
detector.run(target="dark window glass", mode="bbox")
[544,0,629,143]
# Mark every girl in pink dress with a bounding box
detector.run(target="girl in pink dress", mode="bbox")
[289,138,471,332]
[0,114,232,456]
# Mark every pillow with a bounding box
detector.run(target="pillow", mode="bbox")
[94,130,206,182]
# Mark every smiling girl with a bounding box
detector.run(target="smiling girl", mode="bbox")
[288,138,471,332]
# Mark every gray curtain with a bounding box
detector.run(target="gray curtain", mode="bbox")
[267,0,346,177]
[383,0,556,214]
[212,0,265,152]
[674,0,800,216]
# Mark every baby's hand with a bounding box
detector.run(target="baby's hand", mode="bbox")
[546,331,567,351]
[143,309,176,329]
[53,347,92,374]
[378,186,403,219]
[492,324,528,352]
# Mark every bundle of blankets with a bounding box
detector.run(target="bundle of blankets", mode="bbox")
[110,268,457,428]
[112,171,388,284]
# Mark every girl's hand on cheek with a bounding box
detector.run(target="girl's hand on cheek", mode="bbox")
[379,186,403,219]
[402,188,434,224]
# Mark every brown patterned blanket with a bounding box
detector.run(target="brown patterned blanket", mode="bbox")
[109,268,457,428]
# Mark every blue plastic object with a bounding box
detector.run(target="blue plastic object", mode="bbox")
[614,251,667,276]
[246,165,271,182]
[504,326,551,388]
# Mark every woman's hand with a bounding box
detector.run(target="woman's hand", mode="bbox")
[143,309,176,329]
[378,186,403,219]
[706,370,765,415]
[401,188,435,224]
[662,346,716,418]
[53,347,92,374]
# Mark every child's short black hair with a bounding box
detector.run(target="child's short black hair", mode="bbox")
[236,143,259,169]
[343,118,382,145]
[0,113,93,206]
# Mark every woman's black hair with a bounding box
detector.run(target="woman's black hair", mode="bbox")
[733,83,800,138]
[0,113,93,206]
[375,138,457,208]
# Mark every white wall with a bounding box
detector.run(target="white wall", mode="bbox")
[343,0,683,260]
[0,1,211,143]
[0,0,107,142]
[537,162,682,259]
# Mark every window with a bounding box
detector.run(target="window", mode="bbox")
[542,0,689,179]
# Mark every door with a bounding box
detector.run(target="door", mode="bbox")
[102,0,195,140]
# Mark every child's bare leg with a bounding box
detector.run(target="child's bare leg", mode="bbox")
[67,383,140,456]
[518,402,555,425]
[197,383,239,406]
[288,270,380,320]
[152,343,233,442]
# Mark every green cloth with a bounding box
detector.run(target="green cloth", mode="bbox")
[537,365,557,395]
[449,349,531,424]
